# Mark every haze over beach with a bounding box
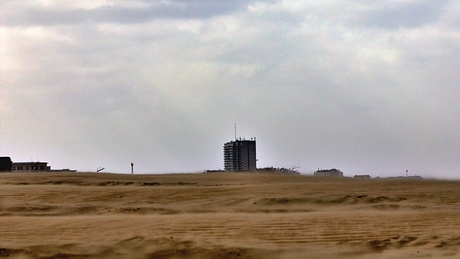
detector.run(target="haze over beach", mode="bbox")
[1,1,460,178]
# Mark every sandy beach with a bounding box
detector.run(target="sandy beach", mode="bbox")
[1,172,459,258]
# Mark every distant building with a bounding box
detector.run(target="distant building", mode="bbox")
[223,138,256,171]
[12,162,51,172]
[0,157,12,172]
[314,168,344,177]
[257,166,301,175]
[0,157,76,173]
[354,175,371,178]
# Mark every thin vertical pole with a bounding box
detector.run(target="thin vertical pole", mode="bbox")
[131,163,134,174]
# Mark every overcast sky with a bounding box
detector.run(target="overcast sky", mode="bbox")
[1,0,459,178]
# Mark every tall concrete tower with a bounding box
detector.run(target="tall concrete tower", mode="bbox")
[223,139,256,171]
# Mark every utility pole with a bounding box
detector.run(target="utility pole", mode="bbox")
[131,163,134,175]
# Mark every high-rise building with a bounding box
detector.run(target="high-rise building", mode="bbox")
[223,139,256,171]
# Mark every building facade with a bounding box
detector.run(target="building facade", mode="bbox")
[223,139,257,171]
[314,168,344,177]
[12,162,51,172]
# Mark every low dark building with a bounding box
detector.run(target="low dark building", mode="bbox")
[0,157,13,172]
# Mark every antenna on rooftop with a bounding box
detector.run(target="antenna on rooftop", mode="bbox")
[234,123,237,140]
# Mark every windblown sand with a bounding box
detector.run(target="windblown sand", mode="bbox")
[0,172,459,258]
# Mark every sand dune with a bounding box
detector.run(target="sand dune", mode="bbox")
[0,172,459,258]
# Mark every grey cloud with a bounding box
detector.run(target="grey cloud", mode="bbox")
[354,1,453,29]
[2,0,460,177]
[0,0,258,26]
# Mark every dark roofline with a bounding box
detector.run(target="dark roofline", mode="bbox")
[13,161,49,164]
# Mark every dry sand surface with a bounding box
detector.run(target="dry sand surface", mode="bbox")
[1,172,460,258]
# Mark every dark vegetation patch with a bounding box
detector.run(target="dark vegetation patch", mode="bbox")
[8,180,197,187]
[258,195,407,206]
[97,181,135,186]
[238,209,315,213]
[140,182,161,186]
[113,207,180,215]
[6,205,58,214]
[0,247,24,257]
[367,236,418,252]
[435,236,460,248]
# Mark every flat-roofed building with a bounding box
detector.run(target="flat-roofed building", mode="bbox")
[223,138,256,171]
[314,168,344,177]
[12,162,51,172]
